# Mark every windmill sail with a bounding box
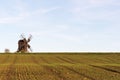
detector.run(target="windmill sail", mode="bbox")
[17,34,32,53]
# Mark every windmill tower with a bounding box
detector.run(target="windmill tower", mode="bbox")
[17,34,32,53]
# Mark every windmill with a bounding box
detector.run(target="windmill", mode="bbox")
[17,34,32,53]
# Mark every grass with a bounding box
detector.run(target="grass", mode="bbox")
[0,53,119,80]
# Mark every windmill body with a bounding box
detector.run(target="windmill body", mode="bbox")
[17,34,32,53]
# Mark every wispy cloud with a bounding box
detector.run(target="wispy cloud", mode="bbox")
[0,7,59,24]
[89,0,113,5]
[0,16,22,24]
[71,0,117,5]
[68,0,120,25]
[0,0,60,24]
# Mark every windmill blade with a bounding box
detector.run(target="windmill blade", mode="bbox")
[29,47,33,52]
[20,34,25,39]
[28,46,32,52]
[28,34,32,42]
[28,44,32,52]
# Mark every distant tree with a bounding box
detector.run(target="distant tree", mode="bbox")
[5,49,10,53]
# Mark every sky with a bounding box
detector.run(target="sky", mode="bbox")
[0,0,120,52]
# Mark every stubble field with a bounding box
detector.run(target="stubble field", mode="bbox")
[0,53,119,80]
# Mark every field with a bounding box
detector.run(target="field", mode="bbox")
[0,53,119,80]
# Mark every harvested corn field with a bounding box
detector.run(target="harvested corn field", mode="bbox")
[0,53,119,80]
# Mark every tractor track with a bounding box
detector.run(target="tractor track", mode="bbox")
[90,65,120,74]
[31,56,95,80]
[39,57,50,64]
[0,55,10,80]
[61,66,96,80]
[5,55,17,80]
[31,55,73,80]
[65,57,80,63]
[42,65,67,80]
[56,56,74,64]
[30,55,67,80]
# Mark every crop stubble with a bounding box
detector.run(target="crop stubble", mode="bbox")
[0,53,119,80]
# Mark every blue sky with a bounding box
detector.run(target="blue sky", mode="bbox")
[0,0,120,52]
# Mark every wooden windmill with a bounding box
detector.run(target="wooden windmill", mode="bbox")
[17,34,32,53]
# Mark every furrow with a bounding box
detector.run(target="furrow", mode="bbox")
[39,57,50,64]
[65,57,79,63]
[5,55,17,80]
[56,56,74,64]
[62,66,95,80]
[42,65,67,80]
[90,65,120,74]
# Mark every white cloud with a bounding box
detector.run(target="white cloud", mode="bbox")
[89,0,113,5]
[30,7,60,16]
[0,0,60,24]
[69,0,120,22]
[0,7,60,24]
[0,16,22,23]
[71,0,116,5]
